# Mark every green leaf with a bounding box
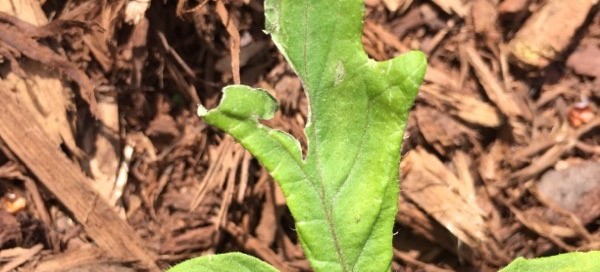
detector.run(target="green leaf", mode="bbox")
[500,251,600,272]
[166,252,279,272]
[199,0,426,271]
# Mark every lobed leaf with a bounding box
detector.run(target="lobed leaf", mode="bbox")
[198,0,426,271]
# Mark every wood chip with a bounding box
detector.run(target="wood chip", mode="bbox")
[394,249,454,272]
[0,244,43,272]
[216,0,241,84]
[84,92,121,201]
[0,12,97,115]
[567,41,600,78]
[0,1,83,156]
[123,0,151,24]
[224,221,296,272]
[428,0,469,18]
[382,0,413,12]
[34,247,134,272]
[465,46,525,118]
[508,0,599,68]
[415,106,480,155]
[0,211,20,245]
[402,148,488,252]
[255,178,277,245]
[421,84,502,128]
[0,91,159,271]
[470,0,498,35]
[510,119,600,182]
[498,0,532,14]
[365,21,409,53]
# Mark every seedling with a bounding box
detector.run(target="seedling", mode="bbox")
[168,0,599,271]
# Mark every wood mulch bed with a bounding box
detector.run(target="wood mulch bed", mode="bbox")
[0,0,599,271]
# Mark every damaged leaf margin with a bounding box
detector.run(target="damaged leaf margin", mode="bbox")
[168,1,600,271]
[170,0,426,271]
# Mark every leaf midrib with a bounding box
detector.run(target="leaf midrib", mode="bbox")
[300,0,350,270]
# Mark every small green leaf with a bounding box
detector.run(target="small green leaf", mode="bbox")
[500,251,600,272]
[166,252,279,272]
[200,0,426,271]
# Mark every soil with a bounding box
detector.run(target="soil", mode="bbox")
[0,0,599,271]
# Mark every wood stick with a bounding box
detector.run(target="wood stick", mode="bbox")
[0,91,159,271]
[465,46,524,118]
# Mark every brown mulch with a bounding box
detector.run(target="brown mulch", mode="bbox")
[0,0,599,271]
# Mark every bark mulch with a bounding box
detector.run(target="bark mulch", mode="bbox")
[0,0,599,271]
